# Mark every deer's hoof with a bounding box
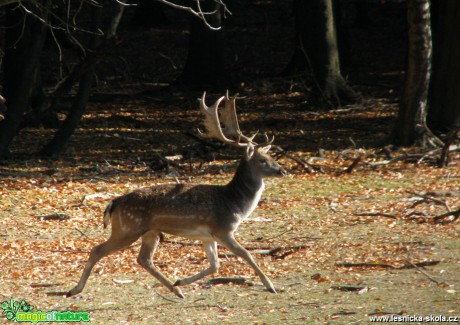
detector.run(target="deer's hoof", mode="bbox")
[172,286,185,299]
[268,287,277,294]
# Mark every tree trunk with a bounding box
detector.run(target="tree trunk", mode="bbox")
[39,2,127,157]
[39,5,103,157]
[173,0,225,89]
[287,0,359,107]
[0,3,48,160]
[393,0,441,147]
[427,0,460,134]
[39,72,94,157]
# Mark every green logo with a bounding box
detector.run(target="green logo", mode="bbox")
[1,298,90,323]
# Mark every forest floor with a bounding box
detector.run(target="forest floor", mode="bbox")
[1,1,460,324]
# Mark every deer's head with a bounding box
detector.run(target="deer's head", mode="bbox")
[198,91,286,179]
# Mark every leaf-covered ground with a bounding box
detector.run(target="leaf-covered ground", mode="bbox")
[1,87,459,323]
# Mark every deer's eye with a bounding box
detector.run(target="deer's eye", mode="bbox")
[259,158,267,164]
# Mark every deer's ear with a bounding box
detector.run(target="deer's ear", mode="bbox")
[245,144,255,160]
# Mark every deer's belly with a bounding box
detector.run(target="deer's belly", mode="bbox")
[160,223,214,241]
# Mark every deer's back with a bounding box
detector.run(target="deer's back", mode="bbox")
[108,183,239,239]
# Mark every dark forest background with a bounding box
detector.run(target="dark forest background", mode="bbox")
[0,0,459,162]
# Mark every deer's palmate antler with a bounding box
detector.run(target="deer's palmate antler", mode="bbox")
[67,92,286,298]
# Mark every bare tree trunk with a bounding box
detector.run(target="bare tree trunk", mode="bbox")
[39,2,124,157]
[287,0,359,107]
[0,3,48,160]
[39,73,94,157]
[428,0,460,134]
[393,0,442,147]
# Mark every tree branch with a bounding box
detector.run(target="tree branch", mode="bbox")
[154,0,227,30]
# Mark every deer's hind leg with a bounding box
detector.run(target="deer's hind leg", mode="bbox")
[67,233,139,297]
[137,231,185,298]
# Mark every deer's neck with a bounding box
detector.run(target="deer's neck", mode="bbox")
[225,159,264,219]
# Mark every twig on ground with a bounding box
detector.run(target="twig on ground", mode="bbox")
[45,291,69,297]
[207,277,254,286]
[417,148,442,165]
[368,311,404,316]
[331,310,357,317]
[407,191,451,210]
[153,289,181,303]
[404,260,444,286]
[368,154,423,167]
[406,191,459,223]
[331,285,368,292]
[335,260,440,269]
[75,227,91,239]
[272,146,320,173]
[341,156,361,174]
[284,152,313,173]
[37,213,69,221]
[355,212,398,219]
[257,228,292,241]
[425,190,460,197]
[289,235,322,241]
[218,245,311,259]
[431,208,460,224]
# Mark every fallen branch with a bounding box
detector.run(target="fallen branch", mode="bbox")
[336,260,440,269]
[341,156,362,174]
[368,311,404,317]
[273,146,322,173]
[30,283,61,288]
[330,310,357,318]
[431,208,460,224]
[218,245,311,259]
[283,152,313,173]
[45,291,68,297]
[355,212,397,219]
[331,285,368,292]
[75,227,91,239]
[417,148,442,165]
[425,190,460,197]
[407,191,451,210]
[256,228,292,241]
[405,260,445,286]
[357,204,459,224]
[368,154,422,167]
[336,262,397,269]
[207,277,254,286]
[400,260,441,268]
[37,213,69,221]
[405,192,459,223]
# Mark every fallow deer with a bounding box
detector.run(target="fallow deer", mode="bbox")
[67,92,286,298]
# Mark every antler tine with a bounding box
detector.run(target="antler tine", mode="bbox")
[221,91,258,145]
[197,92,246,146]
[255,134,275,148]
